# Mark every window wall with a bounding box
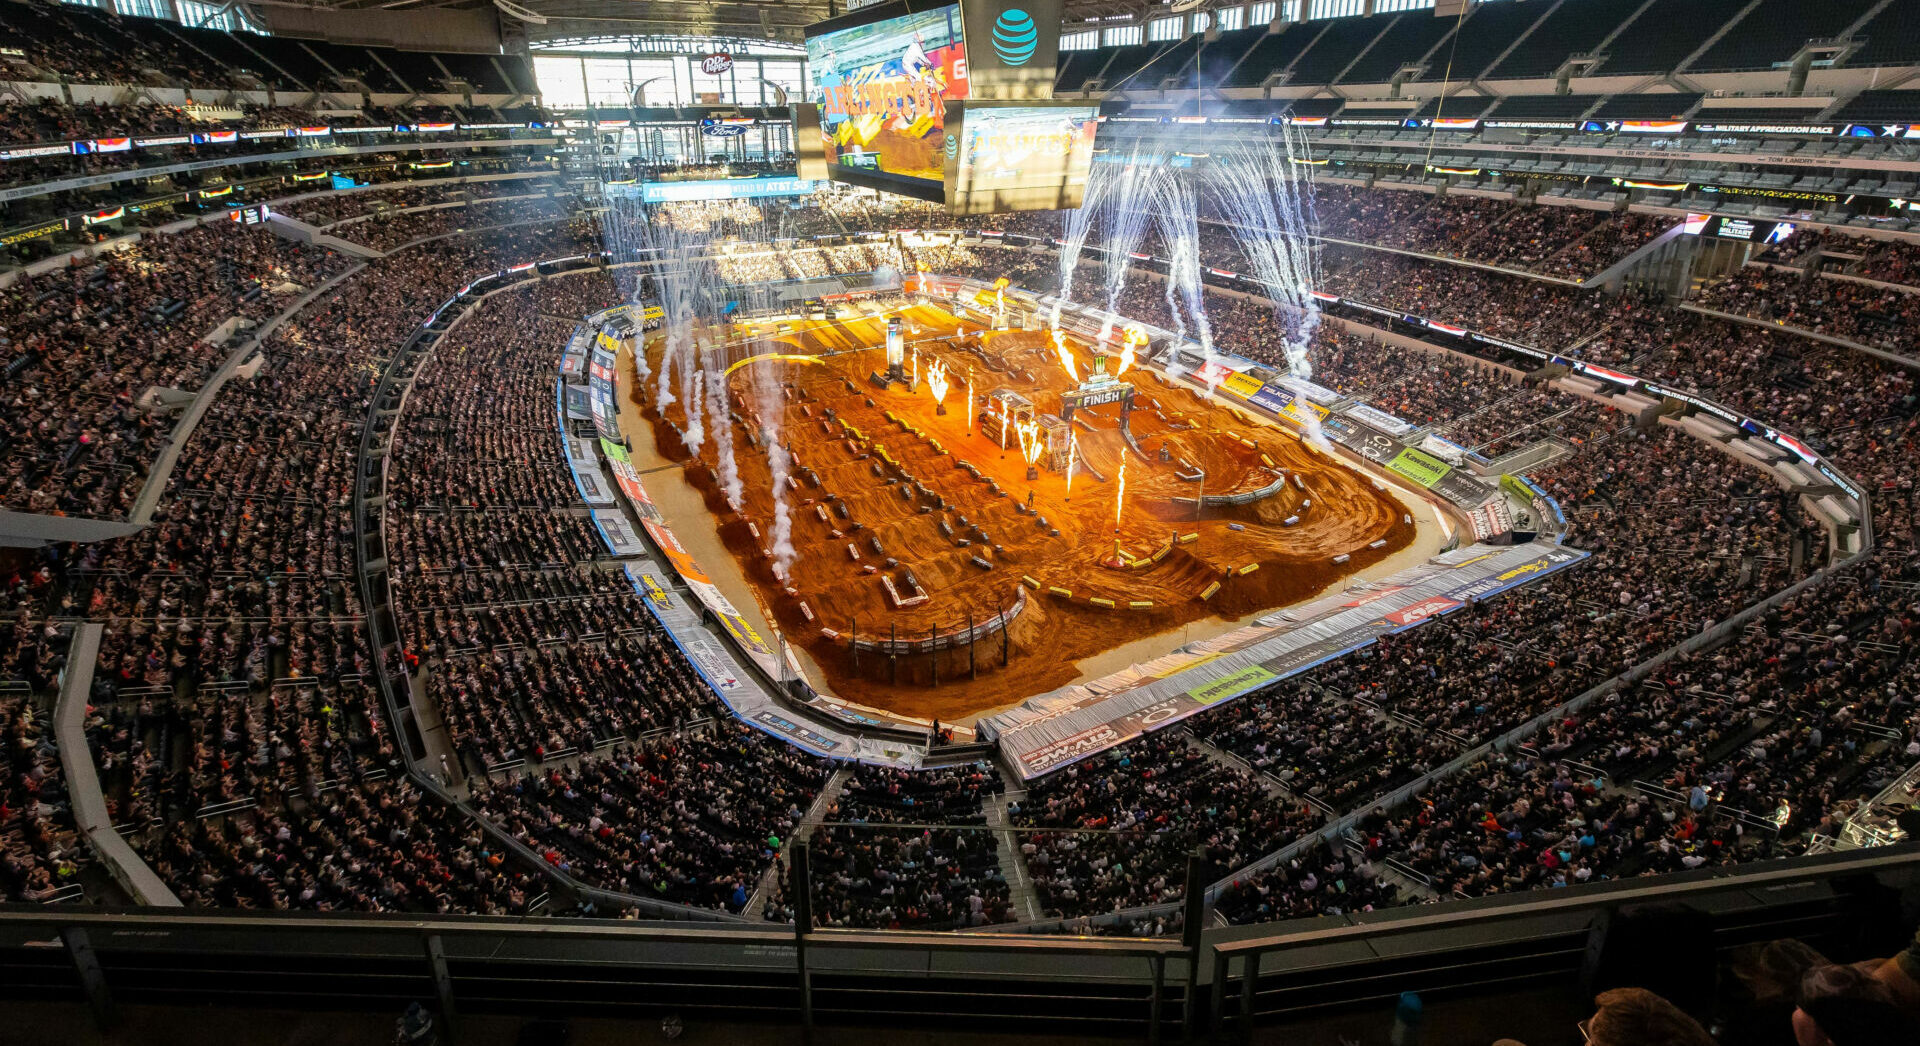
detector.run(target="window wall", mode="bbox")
[532,43,810,109]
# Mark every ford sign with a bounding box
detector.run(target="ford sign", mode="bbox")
[701,53,733,75]
[701,119,749,137]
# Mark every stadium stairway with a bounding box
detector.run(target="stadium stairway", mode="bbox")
[750,765,855,921]
[984,788,1045,923]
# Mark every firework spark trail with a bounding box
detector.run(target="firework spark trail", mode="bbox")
[1156,170,1217,373]
[1206,128,1327,442]
[1208,129,1323,381]
[1056,171,1108,317]
[1066,430,1078,497]
[1096,143,1164,321]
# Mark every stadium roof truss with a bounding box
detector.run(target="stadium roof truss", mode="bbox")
[252,0,1173,43]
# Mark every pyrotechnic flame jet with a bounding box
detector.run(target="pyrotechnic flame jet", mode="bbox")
[1016,419,1045,466]
[1050,328,1078,382]
[926,359,950,404]
[1116,324,1146,378]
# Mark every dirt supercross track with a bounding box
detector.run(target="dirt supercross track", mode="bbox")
[624,303,1419,719]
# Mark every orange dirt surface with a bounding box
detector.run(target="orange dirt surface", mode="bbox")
[624,304,1415,720]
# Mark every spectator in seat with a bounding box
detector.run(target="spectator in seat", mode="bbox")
[1582,987,1717,1046]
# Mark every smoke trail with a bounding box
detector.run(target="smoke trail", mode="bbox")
[678,329,704,453]
[751,351,796,579]
[705,343,742,510]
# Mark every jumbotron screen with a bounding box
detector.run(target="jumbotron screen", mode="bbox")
[944,102,1097,214]
[804,2,970,199]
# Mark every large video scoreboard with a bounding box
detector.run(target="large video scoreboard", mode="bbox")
[800,0,1095,212]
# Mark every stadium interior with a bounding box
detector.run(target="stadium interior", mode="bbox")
[2,0,1920,1043]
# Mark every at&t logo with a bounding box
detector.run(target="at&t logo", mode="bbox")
[991,8,1038,66]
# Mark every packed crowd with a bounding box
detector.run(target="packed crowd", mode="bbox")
[276,174,560,229]
[1010,732,1326,918]
[337,195,573,252]
[0,219,350,519]
[1749,226,1920,290]
[383,279,717,771]
[0,100,323,146]
[29,216,604,910]
[1691,264,1920,357]
[966,185,1675,282]
[473,724,832,911]
[809,762,1012,929]
[0,684,87,903]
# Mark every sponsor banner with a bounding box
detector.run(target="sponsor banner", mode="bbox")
[239,128,290,139]
[297,126,331,137]
[193,130,237,144]
[1499,473,1536,505]
[687,638,744,691]
[1326,417,1402,464]
[1220,371,1264,400]
[1433,469,1494,508]
[1345,402,1412,436]
[587,345,620,438]
[1185,665,1276,705]
[1245,381,1330,428]
[637,176,818,203]
[744,706,844,756]
[1575,361,1639,387]
[1195,360,1234,387]
[1617,120,1688,134]
[1386,446,1453,488]
[1279,376,1340,404]
[590,509,648,557]
[574,467,617,507]
[133,134,192,148]
[1766,427,1817,463]
[413,122,457,132]
[85,138,131,153]
[1018,723,1123,777]
[1695,123,1834,135]
[0,219,66,245]
[1385,596,1461,626]
[1343,586,1407,608]
[0,143,74,160]
[1420,433,1468,465]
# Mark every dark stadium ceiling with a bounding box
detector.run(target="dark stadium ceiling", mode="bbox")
[277,0,1142,45]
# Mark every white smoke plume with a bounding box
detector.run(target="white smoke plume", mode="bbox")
[752,353,796,579]
[705,343,743,510]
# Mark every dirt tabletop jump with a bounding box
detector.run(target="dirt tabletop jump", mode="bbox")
[622,302,1418,721]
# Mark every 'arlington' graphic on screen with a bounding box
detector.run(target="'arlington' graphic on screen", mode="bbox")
[804,4,970,187]
[945,103,1098,213]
